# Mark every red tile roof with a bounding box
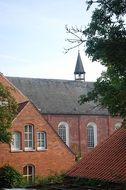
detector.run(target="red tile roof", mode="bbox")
[68,128,126,183]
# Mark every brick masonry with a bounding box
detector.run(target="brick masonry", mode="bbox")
[0,74,75,177]
[44,114,122,156]
[0,73,122,174]
[0,101,75,176]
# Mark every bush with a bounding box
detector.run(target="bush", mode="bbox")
[35,173,65,187]
[35,176,49,187]
[73,177,115,188]
[48,173,65,184]
[0,165,23,188]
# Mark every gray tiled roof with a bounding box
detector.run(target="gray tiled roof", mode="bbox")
[7,77,108,115]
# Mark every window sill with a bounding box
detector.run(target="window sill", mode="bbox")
[37,148,47,151]
[10,148,48,152]
[88,147,95,149]
[24,148,36,152]
[11,149,23,153]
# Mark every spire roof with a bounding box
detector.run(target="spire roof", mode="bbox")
[74,51,85,75]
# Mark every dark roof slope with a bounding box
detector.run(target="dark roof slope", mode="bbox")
[68,128,126,183]
[74,52,85,74]
[7,77,108,115]
[17,101,29,114]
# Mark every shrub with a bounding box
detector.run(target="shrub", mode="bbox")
[48,173,65,184]
[35,176,49,187]
[0,165,23,188]
[35,173,65,187]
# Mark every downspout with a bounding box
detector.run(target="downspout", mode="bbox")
[77,115,81,157]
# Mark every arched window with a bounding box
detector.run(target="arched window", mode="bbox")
[37,132,47,150]
[58,122,69,146]
[115,122,122,130]
[24,124,34,150]
[87,122,97,148]
[23,165,35,183]
[11,131,21,151]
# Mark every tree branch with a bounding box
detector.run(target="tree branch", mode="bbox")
[64,25,86,53]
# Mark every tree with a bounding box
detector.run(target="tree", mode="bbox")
[66,0,126,124]
[0,83,17,143]
[0,165,23,188]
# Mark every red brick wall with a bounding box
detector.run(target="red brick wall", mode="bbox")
[44,114,80,154]
[44,114,122,156]
[79,115,109,156]
[0,102,75,177]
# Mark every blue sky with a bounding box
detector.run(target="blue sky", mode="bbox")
[0,0,105,81]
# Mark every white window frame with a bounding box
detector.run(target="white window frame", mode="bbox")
[37,132,46,150]
[58,122,69,146]
[23,165,35,183]
[24,124,34,151]
[87,122,97,148]
[11,131,21,151]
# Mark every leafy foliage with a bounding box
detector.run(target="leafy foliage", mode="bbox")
[0,83,17,143]
[80,0,126,120]
[35,173,65,187]
[0,165,23,188]
[66,0,126,122]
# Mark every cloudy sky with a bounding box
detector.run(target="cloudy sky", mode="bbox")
[0,0,105,81]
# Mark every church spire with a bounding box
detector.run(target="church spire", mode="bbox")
[74,51,85,81]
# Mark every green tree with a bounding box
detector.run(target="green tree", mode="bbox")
[0,165,23,188]
[0,83,17,143]
[66,0,126,125]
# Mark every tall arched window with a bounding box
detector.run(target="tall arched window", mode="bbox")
[11,131,21,151]
[58,122,69,146]
[23,165,35,183]
[24,124,34,150]
[87,122,97,148]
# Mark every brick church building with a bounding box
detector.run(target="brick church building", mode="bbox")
[6,51,122,157]
[0,73,75,183]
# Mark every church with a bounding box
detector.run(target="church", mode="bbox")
[0,72,75,182]
[6,51,122,157]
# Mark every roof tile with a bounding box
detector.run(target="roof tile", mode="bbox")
[7,77,108,115]
[68,128,126,183]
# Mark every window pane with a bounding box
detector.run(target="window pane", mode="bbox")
[29,166,33,174]
[11,132,21,150]
[87,126,94,147]
[25,126,28,132]
[23,165,35,184]
[24,125,33,149]
[29,140,33,148]
[37,132,46,149]
[29,126,32,132]
[58,125,66,143]
[29,133,32,140]
[29,176,33,184]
